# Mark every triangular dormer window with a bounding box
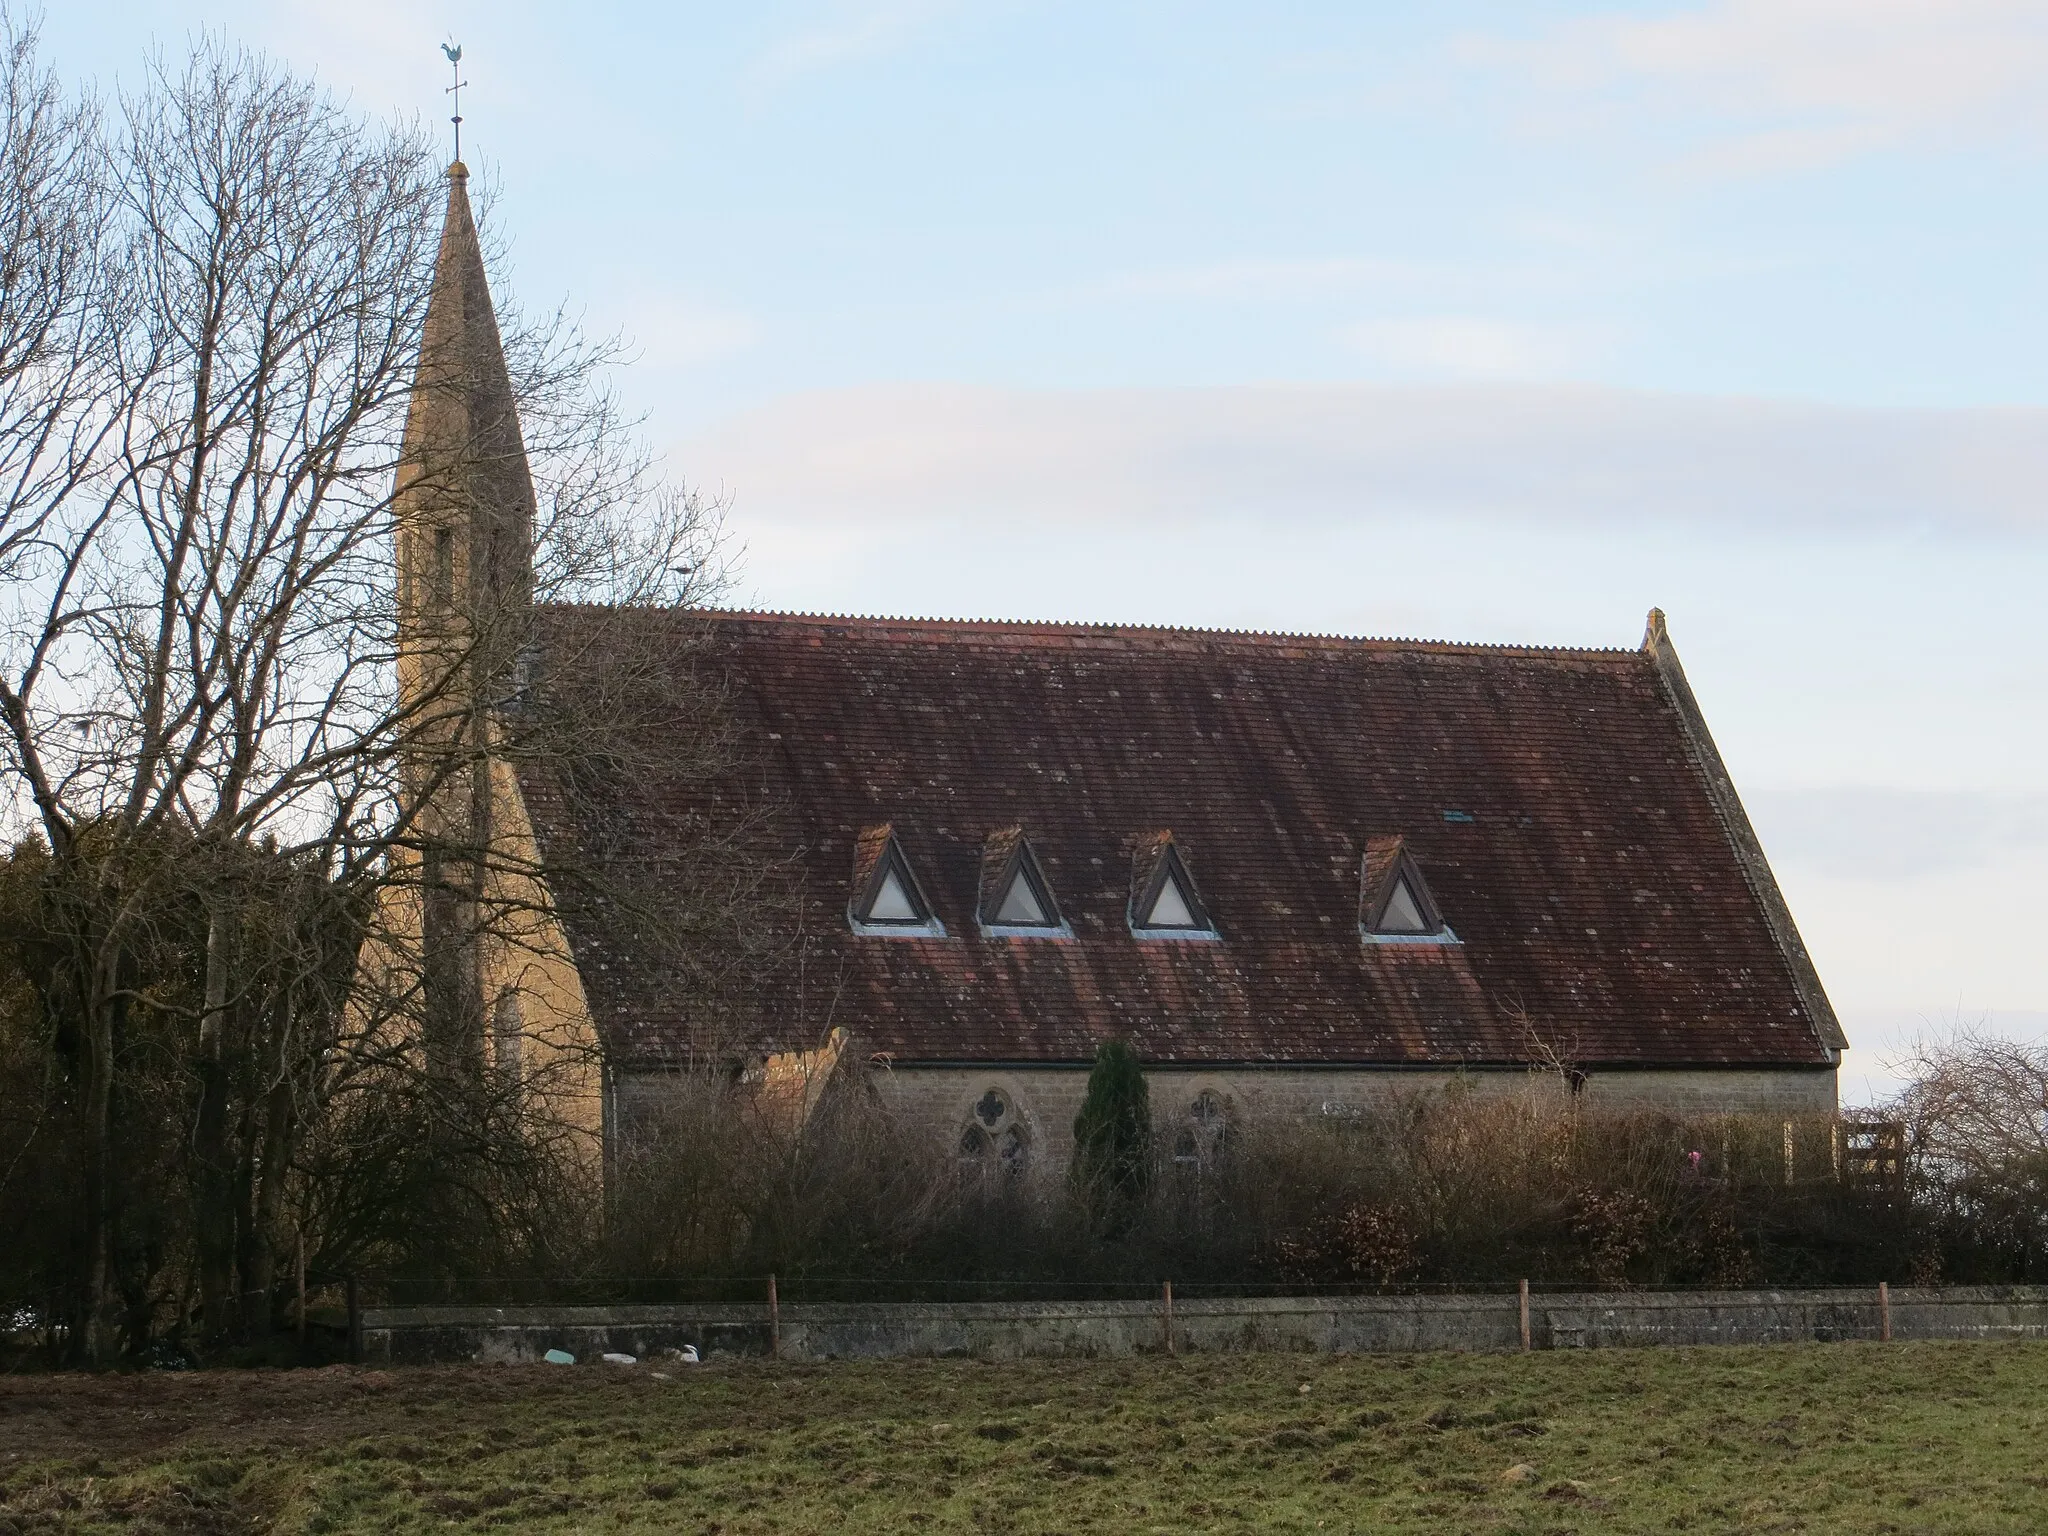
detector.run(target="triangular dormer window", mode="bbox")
[868,864,923,922]
[849,824,944,937]
[1360,836,1457,944]
[1144,868,1198,929]
[979,829,1067,936]
[1130,834,1218,939]
[994,866,1049,925]
[1377,877,1430,933]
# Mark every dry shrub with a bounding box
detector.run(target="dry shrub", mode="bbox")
[1566,1187,1658,1289]
[1273,1202,1420,1288]
[561,1065,2029,1294]
[1228,1086,1925,1288]
[608,1069,952,1279]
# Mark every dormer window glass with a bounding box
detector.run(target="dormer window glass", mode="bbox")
[979,830,1068,937]
[1360,835,1459,945]
[994,865,1050,925]
[1130,834,1219,940]
[849,824,945,937]
[1140,866,1197,929]
[1376,877,1431,934]
[867,865,922,923]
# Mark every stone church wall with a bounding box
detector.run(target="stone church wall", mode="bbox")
[601,1058,1836,1187]
[871,1062,1839,1184]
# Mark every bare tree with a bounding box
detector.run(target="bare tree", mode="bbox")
[0,13,116,838]
[0,32,735,1360]
[0,12,128,1366]
[1893,1025,2048,1171]
[1891,1024,2048,1274]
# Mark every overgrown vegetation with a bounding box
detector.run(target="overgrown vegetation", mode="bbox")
[5,1343,2047,1533]
[589,1033,2048,1300]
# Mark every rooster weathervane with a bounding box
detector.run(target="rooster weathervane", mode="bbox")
[441,41,466,162]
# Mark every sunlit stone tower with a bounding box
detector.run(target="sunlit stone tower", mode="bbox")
[393,160,538,1070]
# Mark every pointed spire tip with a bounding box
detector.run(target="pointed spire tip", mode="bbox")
[448,160,469,180]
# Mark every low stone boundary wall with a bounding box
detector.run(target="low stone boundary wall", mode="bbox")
[358,1285,2048,1365]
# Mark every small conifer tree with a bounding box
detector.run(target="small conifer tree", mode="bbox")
[1072,1040,1151,1226]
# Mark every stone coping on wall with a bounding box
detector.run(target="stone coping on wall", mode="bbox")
[357,1286,2048,1365]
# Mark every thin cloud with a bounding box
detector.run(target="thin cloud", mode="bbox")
[683,381,2048,535]
[1342,316,1589,380]
[1468,0,2048,171]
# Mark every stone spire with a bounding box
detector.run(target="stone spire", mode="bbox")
[396,160,534,659]
[395,161,536,1071]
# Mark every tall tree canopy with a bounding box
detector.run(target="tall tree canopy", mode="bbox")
[0,22,726,1363]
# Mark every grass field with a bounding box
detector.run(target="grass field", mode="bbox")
[3,1342,2045,1533]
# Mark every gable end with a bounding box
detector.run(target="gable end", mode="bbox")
[1641,609,1846,1055]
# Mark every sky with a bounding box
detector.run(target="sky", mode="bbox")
[38,1,2048,1102]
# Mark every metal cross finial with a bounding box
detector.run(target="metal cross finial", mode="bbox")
[441,42,467,162]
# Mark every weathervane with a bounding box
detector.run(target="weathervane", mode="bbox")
[441,41,466,162]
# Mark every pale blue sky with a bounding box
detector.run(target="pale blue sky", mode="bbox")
[41,1,2048,1098]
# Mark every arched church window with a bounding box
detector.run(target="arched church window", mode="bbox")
[959,1087,1029,1180]
[1177,1089,1231,1174]
[432,526,454,609]
[492,993,523,1079]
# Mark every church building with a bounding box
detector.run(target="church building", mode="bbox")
[393,165,1845,1184]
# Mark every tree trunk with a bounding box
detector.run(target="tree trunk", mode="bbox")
[232,1092,259,1342]
[247,1056,297,1340]
[195,906,235,1347]
[80,943,125,1367]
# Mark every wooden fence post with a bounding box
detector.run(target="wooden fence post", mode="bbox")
[1519,1279,1531,1352]
[295,1228,307,1352]
[345,1274,360,1365]
[1163,1280,1175,1356]
[768,1274,781,1360]
[1879,1281,1890,1343]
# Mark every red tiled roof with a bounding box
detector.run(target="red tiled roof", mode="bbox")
[519,609,1839,1072]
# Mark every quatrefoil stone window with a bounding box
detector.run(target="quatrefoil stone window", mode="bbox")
[960,1087,1030,1178]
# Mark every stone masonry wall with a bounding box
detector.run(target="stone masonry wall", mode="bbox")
[360,1286,2048,1366]
[870,1064,1839,1182]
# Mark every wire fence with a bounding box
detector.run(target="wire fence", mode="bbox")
[347,1272,1949,1309]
